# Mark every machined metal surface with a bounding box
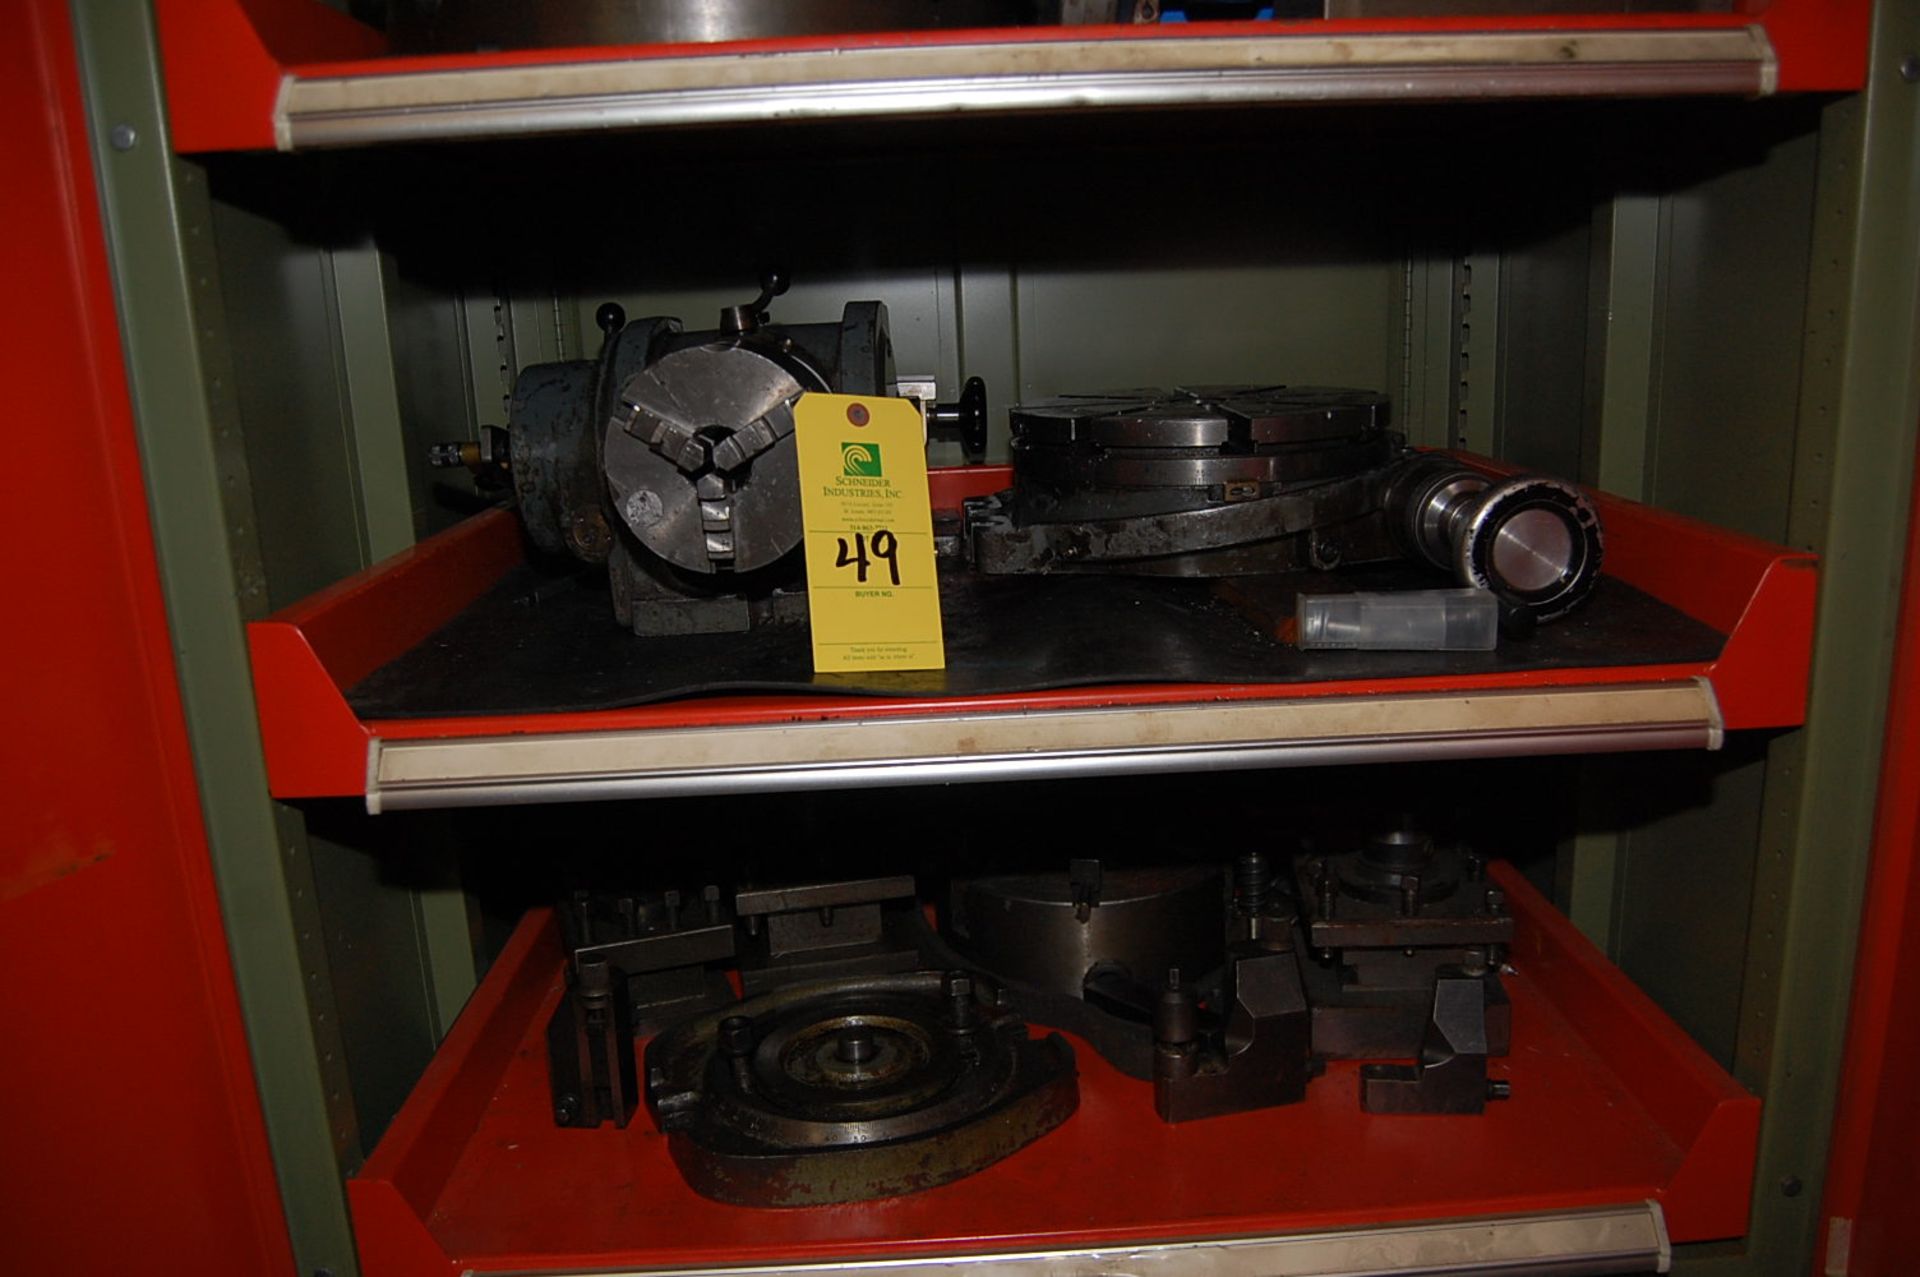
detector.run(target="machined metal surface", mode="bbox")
[966,473,1381,574]
[275,30,1775,150]
[969,384,1398,578]
[1010,437,1393,493]
[646,971,1078,1205]
[509,361,606,559]
[1005,385,1391,494]
[1010,385,1388,450]
[1149,857,1317,1123]
[943,840,1506,1121]
[1386,456,1604,622]
[1298,830,1514,1079]
[476,1201,1672,1274]
[546,878,943,1132]
[1361,973,1509,1115]
[506,312,678,564]
[493,284,905,632]
[970,383,1605,616]
[947,865,1224,999]
[604,341,819,574]
[973,383,1605,619]
[547,885,740,1128]
[738,876,920,918]
[1454,478,1601,619]
[734,875,926,992]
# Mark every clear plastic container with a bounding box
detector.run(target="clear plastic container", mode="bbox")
[1296,588,1500,652]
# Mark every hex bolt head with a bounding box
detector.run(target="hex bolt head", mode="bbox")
[1155,967,1199,1047]
[1487,1079,1512,1101]
[718,1015,755,1058]
[944,971,977,1028]
[575,953,612,996]
[1400,874,1423,917]
[1234,851,1271,912]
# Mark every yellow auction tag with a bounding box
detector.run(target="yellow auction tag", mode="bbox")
[793,392,946,672]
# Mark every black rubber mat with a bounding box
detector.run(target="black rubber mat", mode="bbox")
[344,560,1726,719]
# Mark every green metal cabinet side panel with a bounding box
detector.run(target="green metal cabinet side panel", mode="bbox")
[1481,177,1652,952]
[565,261,1402,459]
[386,267,493,538]
[1452,250,1504,456]
[954,264,1017,464]
[1503,119,1814,978]
[1555,188,1653,983]
[1607,110,1822,1068]
[1683,11,1920,1271]
[1398,254,1460,450]
[1609,745,1770,1068]
[1582,192,1663,502]
[66,2,360,1274]
[507,136,1420,472]
[321,242,484,1039]
[1492,206,1591,482]
[1647,120,1821,545]
[208,193,372,609]
[204,165,480,1121]
[330,242,421,561]
[1017,263,1400,402]
[304,805,452,1156]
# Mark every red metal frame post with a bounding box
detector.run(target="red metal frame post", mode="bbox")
[1816,438,1920,1275]
[0,3,298,1273]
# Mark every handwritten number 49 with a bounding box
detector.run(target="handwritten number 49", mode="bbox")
[834,529,901,586]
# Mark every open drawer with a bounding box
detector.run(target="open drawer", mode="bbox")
[347,861,1756,1275]
[153,0,1870,154]
[246,463,1816,810]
